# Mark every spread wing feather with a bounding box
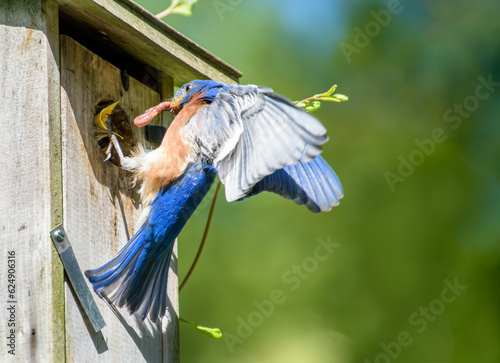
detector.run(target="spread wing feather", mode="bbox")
[243,155,343,213]
[185,84,329,202]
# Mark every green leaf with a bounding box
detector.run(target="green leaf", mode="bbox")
[297,100,321,112]
[334,94,349,101]
[157,0,198,18]
[180,316,222,339]
[170,1,197,16]
[318,96,342,103]
[294,84,348,113]
[173,0,198,16]
[319,84,338,97]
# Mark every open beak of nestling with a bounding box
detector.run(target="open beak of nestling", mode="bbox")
[133,97,183,127]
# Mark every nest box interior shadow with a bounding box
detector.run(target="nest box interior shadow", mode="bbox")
[94,99,135,167]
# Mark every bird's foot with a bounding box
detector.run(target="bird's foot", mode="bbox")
[104,116,126,165]
[129,176,138,190]
[104,142,113,162]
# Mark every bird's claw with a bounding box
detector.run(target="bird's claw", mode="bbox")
[103,116,126,166]
[129,176,138,190]
[104,143,113,162]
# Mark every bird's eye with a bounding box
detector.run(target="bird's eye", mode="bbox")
[184,84,193,92]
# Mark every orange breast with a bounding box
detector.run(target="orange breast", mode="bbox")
[139,100,205,204]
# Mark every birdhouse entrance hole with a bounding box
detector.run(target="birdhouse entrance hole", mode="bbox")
[94,99,135,166]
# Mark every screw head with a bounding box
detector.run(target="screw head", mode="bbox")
[54,230,65,242]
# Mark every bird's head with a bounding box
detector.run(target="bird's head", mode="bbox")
[170,80,224,114]
[134,80,224,127]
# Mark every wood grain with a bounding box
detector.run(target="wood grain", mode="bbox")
[0,1,65,361]
[57,0,241,86]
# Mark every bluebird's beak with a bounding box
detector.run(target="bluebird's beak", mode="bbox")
[169,97,181,112]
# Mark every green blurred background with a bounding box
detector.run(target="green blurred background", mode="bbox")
[136,1,500,362]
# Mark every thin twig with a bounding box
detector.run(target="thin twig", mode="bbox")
[297,95,317,104]
[180,181,222,292]
[156,6,174,19]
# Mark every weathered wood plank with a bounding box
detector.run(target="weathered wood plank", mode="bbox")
[60,35,178,362]
[57,0,241,86]
[45,1,68,362]
[0,0,65,361]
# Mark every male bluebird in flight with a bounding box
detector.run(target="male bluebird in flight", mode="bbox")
[86,80,343,322]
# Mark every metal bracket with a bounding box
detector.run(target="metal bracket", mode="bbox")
[50,225,106,332]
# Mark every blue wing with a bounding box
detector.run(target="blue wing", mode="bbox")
[241,155,343,213]
[185,84,329,202]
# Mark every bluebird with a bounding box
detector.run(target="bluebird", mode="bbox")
[85,80,343,322]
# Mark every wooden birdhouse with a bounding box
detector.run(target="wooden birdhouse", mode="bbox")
[0,1,241,362]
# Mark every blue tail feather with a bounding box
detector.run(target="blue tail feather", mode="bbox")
[85,164,216,321]
[86,225,146,291]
